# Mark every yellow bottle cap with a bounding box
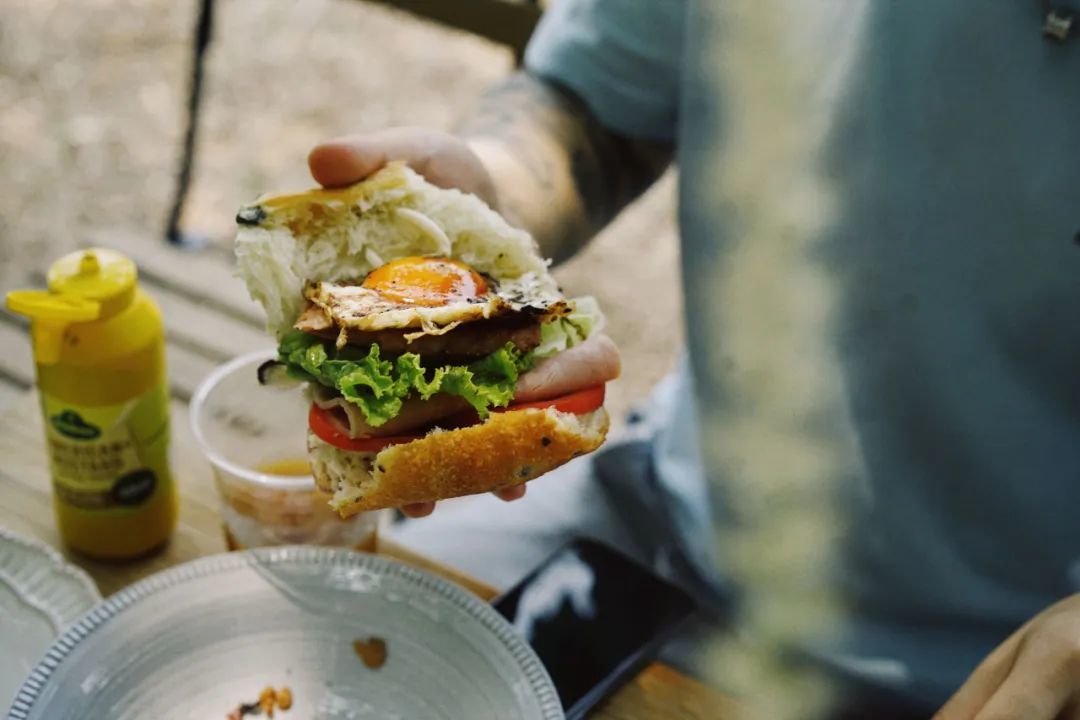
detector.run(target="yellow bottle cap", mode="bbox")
[47,248,137,314]
[5,291,100,322]
[5,248,137,364]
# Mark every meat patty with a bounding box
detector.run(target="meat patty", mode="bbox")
[294,302,541,358]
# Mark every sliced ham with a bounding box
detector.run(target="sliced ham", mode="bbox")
[513,333,621,403]
[313,387,471,438]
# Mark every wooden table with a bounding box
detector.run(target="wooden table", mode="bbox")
[0,235,737,719]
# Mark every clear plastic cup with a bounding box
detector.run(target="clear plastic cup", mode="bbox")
[190,350,384,551]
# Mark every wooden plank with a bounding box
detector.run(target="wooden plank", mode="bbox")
[84,230,266,329]
[0,379,25,414]
[0,316,36,388]
[142,282,271,363]
[164,341,218,404]
[0,475,63,547]
[592,663,743,720]
[364,0,541,59]
[0,274,37,412]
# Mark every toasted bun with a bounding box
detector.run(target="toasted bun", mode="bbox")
[308,406,609,516]
[235,162,559,338]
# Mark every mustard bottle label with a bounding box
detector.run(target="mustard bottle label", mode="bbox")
[42,382,171,511]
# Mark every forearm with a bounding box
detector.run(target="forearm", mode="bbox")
[458,72,672,263]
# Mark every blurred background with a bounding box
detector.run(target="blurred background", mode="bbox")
[0,0,683,423]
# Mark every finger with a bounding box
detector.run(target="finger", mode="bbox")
[308,128,496,204]
[308,135,394,187]
[307,142,376,188]
[935,624,1028,719]
[495,484,527,502]
[401,502,436,518]
[308,127,442,188]
[973,640,1073,720]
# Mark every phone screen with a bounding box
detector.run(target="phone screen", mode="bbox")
[493,539,696,717]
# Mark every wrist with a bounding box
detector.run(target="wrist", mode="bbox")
[465,136,590,262]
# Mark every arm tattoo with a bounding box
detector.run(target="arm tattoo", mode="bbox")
[458,72,672,262]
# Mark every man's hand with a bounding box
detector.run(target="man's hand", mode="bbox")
[399,485,527,519]
[307,127,522,519]
[308,126,498,207]
[935,593,1080,720]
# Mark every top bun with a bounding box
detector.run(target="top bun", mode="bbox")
[235,162,559,338]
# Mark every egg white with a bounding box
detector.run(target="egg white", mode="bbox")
[303,272,568,334]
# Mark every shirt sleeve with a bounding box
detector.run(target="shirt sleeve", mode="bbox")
[524,0,684,142]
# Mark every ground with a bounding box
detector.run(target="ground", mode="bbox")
[0,0,683,424]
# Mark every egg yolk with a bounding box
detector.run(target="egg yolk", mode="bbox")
[362,257,489,307]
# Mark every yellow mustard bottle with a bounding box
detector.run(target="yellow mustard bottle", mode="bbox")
[6,248,177,559]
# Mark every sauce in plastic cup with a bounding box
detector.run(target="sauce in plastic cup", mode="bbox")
[190,351,383,550]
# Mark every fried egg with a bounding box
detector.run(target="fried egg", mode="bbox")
[302,256,569,336]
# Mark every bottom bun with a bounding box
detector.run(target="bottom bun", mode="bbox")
[309,406,609,516]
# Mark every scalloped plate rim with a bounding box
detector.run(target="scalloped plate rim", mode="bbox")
[0,526,101,716]
[0,526,100,626]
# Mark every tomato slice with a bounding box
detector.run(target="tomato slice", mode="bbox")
[439,384,607,430]
[308,384,606,453]
[500,384,606,415]
[308,404,419,453]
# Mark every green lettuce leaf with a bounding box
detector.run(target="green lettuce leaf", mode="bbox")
[277,330,533,427]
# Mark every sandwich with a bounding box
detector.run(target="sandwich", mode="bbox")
[235,162,620,516]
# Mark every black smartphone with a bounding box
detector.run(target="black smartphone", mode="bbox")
[492,538,697,719]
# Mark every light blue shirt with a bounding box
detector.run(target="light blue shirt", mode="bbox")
[528,0,1080,708]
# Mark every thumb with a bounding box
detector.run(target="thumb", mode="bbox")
[308,128,497,206]
[308,133,398,188]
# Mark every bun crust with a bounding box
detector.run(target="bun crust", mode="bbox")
[235,162,558,338]
[309,406,609,516]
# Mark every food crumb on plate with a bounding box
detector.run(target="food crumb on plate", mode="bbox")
[353,636,388,669]
[226,686,293,719]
